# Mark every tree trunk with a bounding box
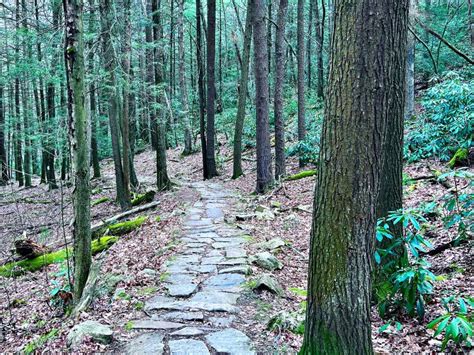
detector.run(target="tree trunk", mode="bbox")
[0,60,7,185]
[301,0,408,353]
[314,0,324,99]
[206,0,218,178]
[196,0,208,179]
[297,0,306,168]
[14,1,23,187]
[145,0,157,151]
[405,32,415,120]
[232,0,252,179]
[100,0,130,210]
[178,0,193,155]
[307,0,313,89]
[63,0,92,301]
[274,0,289,180]
[253,0,273,193]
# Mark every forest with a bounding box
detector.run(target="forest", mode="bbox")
[0,0,472,353]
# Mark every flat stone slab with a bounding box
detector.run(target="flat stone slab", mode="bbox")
[131,320,184,330]
[202,256,224,265]
[219,258,247,266]
[169,339,210,355]
[166,274,195,284]
[206,329,255,354]
[185,219,214,227]
[226,248,247,258]
[185,242,208,248]
[209,316,235,327]
[187,232,220,239]
[170,327,205,337]
[182,248,205,255]
[189,264,217,273]
[207,207,224,218]
[160,311,204,321]
[207,249,223,257]
[145,296,239,313]
[166,283,198,297]
[125,333,164,355]
[219,266,252,275]
[203,274,245,291]
[191,290,240,305]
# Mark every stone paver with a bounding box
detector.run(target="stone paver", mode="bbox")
[125,181,255,353]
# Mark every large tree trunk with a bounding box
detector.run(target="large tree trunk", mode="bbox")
[145,0,157,151]
[196,0,208,179]
[205,0,219,178]
[63,0,92,301]
[253,0,273,193]
[100,0,130,210]
[178,0,193,155]
[21,0,32,187]
[232,0,252,180]
[314,0,324,99]
[297,0,306,168]
[274,0,289,180]
[0,60,7,185]
[14,1,23,187]
[301,0,408,353]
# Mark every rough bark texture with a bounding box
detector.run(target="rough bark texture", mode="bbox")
[206,0,219,178]
[100,0,129,210]
[301,1,409,353]
[232,0,253,179]
[274,0,289,180]
[253,0,273,193]
[0,62,7,185]
[63,0,92,301]
[14,1,23,187]
[405,32,415,120]
[297,0,306,168]
[314,0,324,99]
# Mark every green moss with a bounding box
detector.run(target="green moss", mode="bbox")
[0,236,118,277]
[286,169,317,181]
[131,191,155,206]
[24,328,59,355]
[449,148,468,168]
[92,196,110,206]
[124,321,134,331]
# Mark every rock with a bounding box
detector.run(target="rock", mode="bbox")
[219,266,252,275]
[189,264,217,274]
[209,316,235,327]
[145,295,239,313]
[255,209,275,221]
[67,320,113,348]
[253,274,284,296]
[170,327,205,336]
[235,214,256,221]
[255,205,266,213]
[250,252,283,271]
[203,274,245,291]
[270,201,282,209]
[207,208,224,218]
[261,238,285,250]
[160,311,204,321]
[131,320,184,330]
[125,333,164,355]
[206,329,255,354]
[166,274,195,284]
[168,339,210,355]
[201,256,224,265]
[191,290,240,305]
[140,268,157,278]
[219,258,247,266]
[166,283,197,297]
[226,248,247,258]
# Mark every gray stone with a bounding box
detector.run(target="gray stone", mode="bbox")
[125,333,164,355]
[170,327,205,337]
[206,329,255,354]
[201,256,224,265]
[173,255,201,264]
[163,264,194,274]
[219,266,252,275]
[131,320,184,330]
[145,295,182,311]
[185,243,208,249]
[208,316,235,327]
[191,290,240,305]
[250,252,283,271]
[203,273,245,291]
[182,248,205,255]
[140,268,158,278]
[188,232,220,239]
[67,320,113,348]
[207,249,223,257]
[219,258,247,266]
[166,273,195,284]
[186,302,239,313]
[212,241,241,249]
[226,248,247,258]
[261,238,286,250]
[166,283,198,297]
[253,274,284,296]
[207,208,224,218]
[160,311,204,321]
[189,264,217,274]
[169,339,210,355]
[185,219,213,227]
[145,296,239,313]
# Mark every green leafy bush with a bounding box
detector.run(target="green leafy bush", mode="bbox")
[405,72,473,162]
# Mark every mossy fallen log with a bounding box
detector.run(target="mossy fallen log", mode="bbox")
[285,169,317,181]
[0,236,118,277]
[449,148,472,168]
[131,191,155,207]
[91,197,110,207]
[92,216,148,238]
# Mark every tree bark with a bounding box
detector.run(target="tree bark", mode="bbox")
[274,0,289,180]
[301,0,408,353]
[14,1,23,187]
[314,0,324,99]
[206,0,218,178]
[63,0,92,301]
[232,0,253,179]
[0,59,7,185]
[253,0,273,193]
[297,0,306,168]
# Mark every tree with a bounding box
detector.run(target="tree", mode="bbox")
[232,0,252,179]
[274,0,289,180]
[0,59,7,186]
[313,0,324,99]
[206,0,218,178]
[301,0,409,353]
[297,0,306,167]
[253,0,273,193]
[63,0,91,301]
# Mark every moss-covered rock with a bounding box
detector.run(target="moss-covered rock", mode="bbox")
[0,236,118,277]
[131,191,156,206]
[286,169,317,181]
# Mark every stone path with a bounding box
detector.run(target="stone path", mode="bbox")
[124,181,255,354]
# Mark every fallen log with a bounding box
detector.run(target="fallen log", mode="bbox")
[285,169,317,181]
[131,190,156,207]
[420,234,473,257]
[14,239,50,259]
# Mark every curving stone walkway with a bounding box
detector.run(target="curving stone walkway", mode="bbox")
[124,181,255,354]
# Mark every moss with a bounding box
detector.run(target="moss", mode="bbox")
[92,196,110,206]
[131,191,155,206]
[0,236,118,277]
[24,328,59,355]
[124,321,134,331]
[286,169,317,181]
[93,216,148,238]
[449,148,468,168]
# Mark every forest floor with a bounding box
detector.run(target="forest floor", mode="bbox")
[0,141,472,353]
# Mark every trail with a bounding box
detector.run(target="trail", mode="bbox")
[123,180,255,354]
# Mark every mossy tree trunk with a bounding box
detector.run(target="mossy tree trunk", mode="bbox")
[63,0,92,301]
[301,0,408,353]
